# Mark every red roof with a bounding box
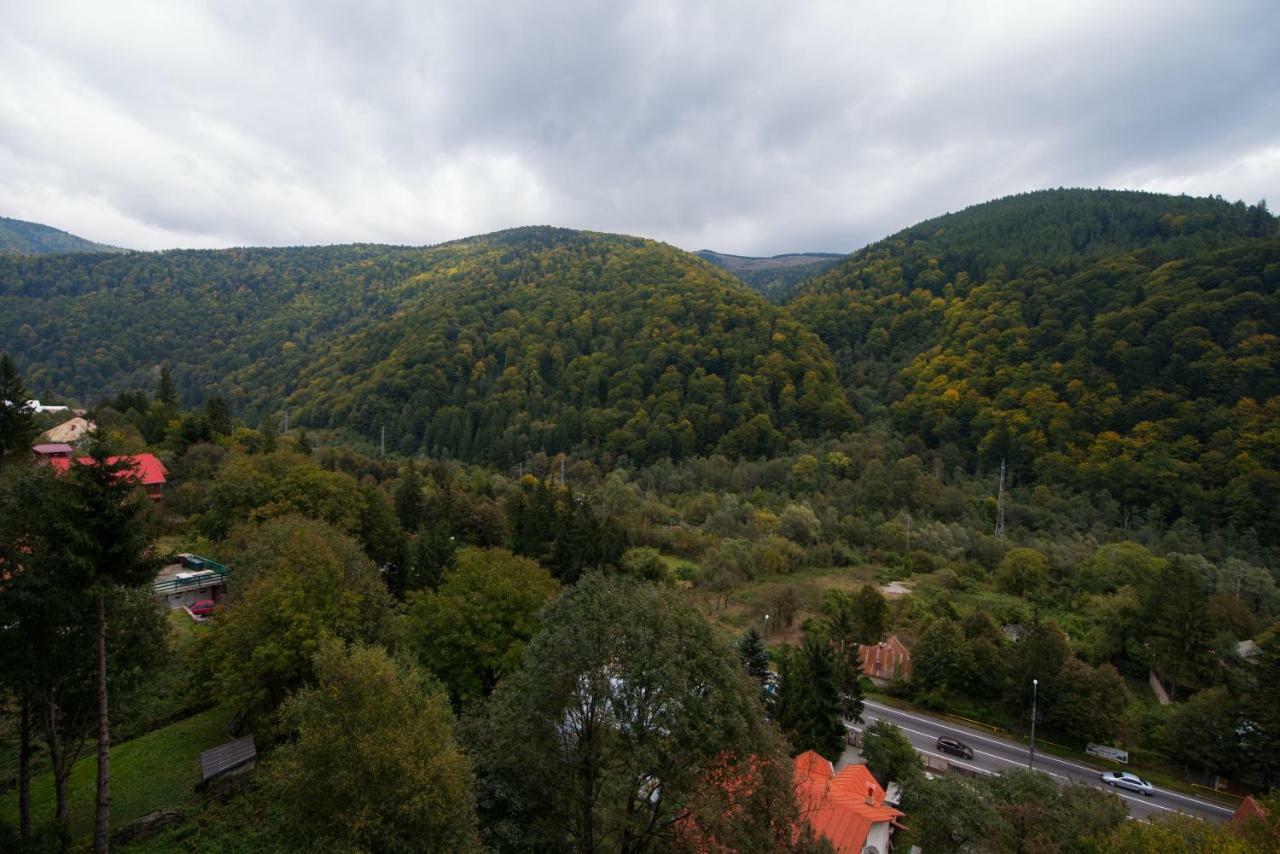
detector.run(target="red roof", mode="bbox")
[859,635,912,681]
[49,453,168,486]
[1230,795,1268,832]
[793,751,902,853]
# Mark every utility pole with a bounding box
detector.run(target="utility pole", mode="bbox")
[904,513,912,571]
[995,457,1007,539]
[560,454,566,487]
[1028,678,1039,769]
[283,409,289,434]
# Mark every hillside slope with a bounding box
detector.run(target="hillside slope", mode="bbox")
[0,215,124,254]
[695,250,842,301]
[786,189,1280,543]
[0,228,853,465]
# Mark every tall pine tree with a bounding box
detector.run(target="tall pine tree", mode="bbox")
[0,353,38,473]
[774,637,847,761]
[67,438,158,853]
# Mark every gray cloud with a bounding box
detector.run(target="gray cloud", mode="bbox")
[1,0,1277,254]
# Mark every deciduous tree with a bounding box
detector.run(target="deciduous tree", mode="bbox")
[405,547,557,707]
[465,574,797,853]
[264,638,481,852]
[860,720,922,789]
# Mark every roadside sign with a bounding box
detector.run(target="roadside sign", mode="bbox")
[1086,743,1129,764]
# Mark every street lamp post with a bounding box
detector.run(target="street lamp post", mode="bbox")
[1029,678,1039,769]
[763,613,770,638]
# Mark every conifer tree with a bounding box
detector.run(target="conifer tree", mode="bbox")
[0,353,37,473]
[66,437,158,853]
[155,365,177,408]
[775,637,847,761]
[737,628,770,690]
[394,464,423,531]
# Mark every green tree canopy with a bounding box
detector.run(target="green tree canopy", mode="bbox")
[405,547,558,708]
[859,720,922,789]
[464,574,800,853]
[263,638,481,853]
[202,515,397,727]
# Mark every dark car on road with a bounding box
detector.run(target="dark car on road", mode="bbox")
[936,737,975,760]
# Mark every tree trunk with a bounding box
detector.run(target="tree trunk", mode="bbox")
[43,696,71,830]
[19,696,31,841]
[94,592,110,854]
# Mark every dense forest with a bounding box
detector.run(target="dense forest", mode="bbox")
[786,190,1280,552]
[0,216,122,255]
[0,229,853,467]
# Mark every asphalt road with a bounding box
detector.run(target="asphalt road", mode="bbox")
[856,698,1237,823]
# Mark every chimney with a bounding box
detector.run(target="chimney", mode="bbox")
[866,784,875,806]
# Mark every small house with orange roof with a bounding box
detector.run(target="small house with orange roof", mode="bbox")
[859,635,912,686]
[794,750,903,854]
[48,452,169,501]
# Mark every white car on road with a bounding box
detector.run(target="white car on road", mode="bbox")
[1100,771,1154,796]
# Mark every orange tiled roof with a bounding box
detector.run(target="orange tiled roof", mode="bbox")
[49,453,168,486]
[859,635,912,681]
[793,750,903,853]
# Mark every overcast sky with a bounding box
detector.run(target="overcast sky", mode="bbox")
[2,1,1278,255]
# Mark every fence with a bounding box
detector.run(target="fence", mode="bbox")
[153,556,230,595]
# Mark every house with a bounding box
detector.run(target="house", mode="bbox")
[49,453,169,500]
[154,554,230,610]
[859,635,912,685]
[32,443,74,462]
[41,416,96,445]
[794,750,903,854]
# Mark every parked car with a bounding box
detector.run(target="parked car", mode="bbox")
[190,599,216,617]
[936,737,975,760]
[1100,771,1154,795]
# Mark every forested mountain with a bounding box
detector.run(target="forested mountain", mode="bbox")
[5,191,1278,541]
[787,189,1280,546]
[0,228,853,465]
[695,249,843,301]
[289,229,854,464]
[0,215,123,254]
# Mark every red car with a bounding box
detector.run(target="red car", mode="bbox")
[190,599,216,617]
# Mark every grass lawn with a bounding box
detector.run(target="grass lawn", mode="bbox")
[167,606,209,647]
[0,705,233,841]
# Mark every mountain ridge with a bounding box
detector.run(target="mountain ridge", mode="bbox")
[0,226,854,465]
[0,215,126,255]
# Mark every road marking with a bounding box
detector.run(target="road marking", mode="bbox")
[890,723,1184,815]
[860,701,1233,816]
[883,719,1071,782]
